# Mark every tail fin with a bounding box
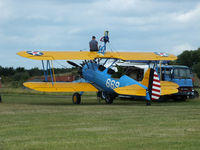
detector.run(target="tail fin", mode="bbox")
[141,68,161,100]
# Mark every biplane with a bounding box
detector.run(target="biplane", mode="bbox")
[17,31,179,105]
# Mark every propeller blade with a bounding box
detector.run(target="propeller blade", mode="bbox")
[67,61,81,68]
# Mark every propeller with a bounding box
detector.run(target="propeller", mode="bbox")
[67,61,82,68]
[67,61,82,76]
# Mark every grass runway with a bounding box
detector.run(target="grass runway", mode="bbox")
[0,93,200,150]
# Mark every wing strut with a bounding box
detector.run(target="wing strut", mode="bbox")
[41,60,56,84]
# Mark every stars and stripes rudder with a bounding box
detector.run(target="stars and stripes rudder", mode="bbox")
[151,70,161,100]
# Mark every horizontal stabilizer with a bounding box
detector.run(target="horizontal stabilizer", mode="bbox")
[160,81,179,95]
[114,81,178,97]
[114,84,146,96]
[24,82,98,92]
[17,51,177,61]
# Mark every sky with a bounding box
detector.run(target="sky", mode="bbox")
[0,0,200,68]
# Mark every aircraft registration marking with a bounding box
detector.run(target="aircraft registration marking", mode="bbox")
[106,79,120,89]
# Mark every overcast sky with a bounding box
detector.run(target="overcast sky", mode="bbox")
[0,0,200,68]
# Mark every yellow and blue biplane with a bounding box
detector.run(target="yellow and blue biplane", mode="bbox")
[17,32,179,105]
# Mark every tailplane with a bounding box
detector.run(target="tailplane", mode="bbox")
[114,68,178,100]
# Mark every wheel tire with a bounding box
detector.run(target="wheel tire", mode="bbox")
[72,93,81,104]
[100,92,114,104]
[105,94,114,104]
[0,95,1,103]
[194,90,199,98]
[158,96,168,102]
[174,96,187,101]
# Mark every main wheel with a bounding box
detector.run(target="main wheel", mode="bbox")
[105,95,113,104]
[99,91,114,104]
[103,92,114,104]
[72,93,81,104]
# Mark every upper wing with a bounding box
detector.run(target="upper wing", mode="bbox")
[17,51,177,61]
[23,82,98,92]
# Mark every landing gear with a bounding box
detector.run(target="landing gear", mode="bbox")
[104,94,114,104]
[72,92,81,104]
[97,91,114,104]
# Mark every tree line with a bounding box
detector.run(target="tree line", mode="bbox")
[172,48,200,78]
[0,66,75,88]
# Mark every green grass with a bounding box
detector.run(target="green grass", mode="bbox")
[0,93,200,150]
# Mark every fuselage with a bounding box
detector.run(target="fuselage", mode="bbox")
[82,62,147,93]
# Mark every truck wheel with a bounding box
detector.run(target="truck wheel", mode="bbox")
[194,90,199,98]
[158,96,168,102]
[72,93,81,104]
[174,96,187,101]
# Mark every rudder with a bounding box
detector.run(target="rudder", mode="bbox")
[141,68,161,100]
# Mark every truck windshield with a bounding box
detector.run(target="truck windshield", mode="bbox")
[173,68,191,79]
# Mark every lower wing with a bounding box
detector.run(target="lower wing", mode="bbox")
[23,82,98,92]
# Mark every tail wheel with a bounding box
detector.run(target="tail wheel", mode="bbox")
[72,92,81,104]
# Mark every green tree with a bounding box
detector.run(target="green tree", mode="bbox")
[193,62,200,78]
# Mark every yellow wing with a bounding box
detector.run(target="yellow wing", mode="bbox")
[114,84,146,96]
[17,51,177,61]
[23,82,98,92]
[160,81,179,95]
[114,81,179,96]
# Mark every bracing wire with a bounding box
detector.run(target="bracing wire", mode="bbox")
[54,60,69,69]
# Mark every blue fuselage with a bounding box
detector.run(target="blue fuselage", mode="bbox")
[82,62,147,93]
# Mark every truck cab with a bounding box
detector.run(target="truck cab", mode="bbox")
[159,65,194,100]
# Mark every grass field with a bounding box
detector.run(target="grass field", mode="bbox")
[0,93,200,150]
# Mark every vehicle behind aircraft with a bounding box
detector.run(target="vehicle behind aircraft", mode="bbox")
[159,65,199,100]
